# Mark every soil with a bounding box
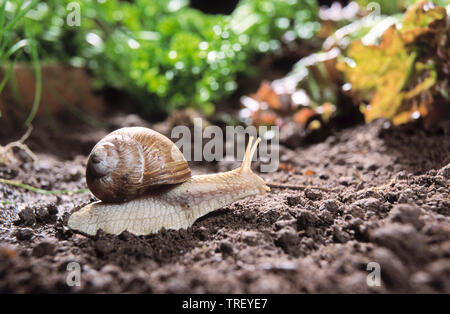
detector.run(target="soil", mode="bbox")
[0,115,449,293]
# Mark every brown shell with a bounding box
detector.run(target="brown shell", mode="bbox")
[86,127,191,203]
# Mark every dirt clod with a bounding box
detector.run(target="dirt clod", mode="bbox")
[35,204,58,224]
[319,199,339,213]
[286,195,303,207]
[15,228,34,241]
[219,240,234,256]
[372,223,426,265]
[389,204,424,230]
[437,163,450,179]
[296,210,320,230]
[95,239,115,257]
[353,198,383,214]
[32,241,56,258]
[17,207,36,226]
[274,227,300,256]
[304,189,322,201]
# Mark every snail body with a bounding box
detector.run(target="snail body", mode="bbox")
[68,127,269,236]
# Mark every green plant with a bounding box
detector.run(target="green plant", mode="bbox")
[0,0,41,125]
[4,0,319,117]
[338,1,449,125]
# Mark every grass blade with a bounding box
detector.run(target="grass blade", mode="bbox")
[0,50,21,93]
[0,0,38,40]
[0,178,89,196]
[24,38,41,126]
[0,0,7,44]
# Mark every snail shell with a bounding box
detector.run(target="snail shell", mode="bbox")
[86,127,191,203]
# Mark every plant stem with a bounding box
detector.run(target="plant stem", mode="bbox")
[24,38,41,126]
[0,178,89,196]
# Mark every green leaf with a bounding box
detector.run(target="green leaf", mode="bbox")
[24,39,41,127]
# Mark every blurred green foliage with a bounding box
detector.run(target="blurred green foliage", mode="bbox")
[3,0,319,116]
[0,0,36,94]
[0,0,41,124]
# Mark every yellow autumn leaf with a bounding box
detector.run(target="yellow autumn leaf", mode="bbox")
[337,26,415,122]
[366,91,405,123]
[337,1,447,125]
[402,1,446,32]
[401,1,447,43]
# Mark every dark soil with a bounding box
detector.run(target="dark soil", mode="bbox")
[0,116,449,293]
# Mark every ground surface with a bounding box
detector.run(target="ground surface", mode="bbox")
[0,116,449,293]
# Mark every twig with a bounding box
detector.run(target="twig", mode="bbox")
[267,182,335,192]
[0,178,89,195]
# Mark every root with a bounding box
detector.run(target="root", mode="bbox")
[0,126,37,169]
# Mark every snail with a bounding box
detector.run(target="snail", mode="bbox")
[68,127,269,236]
